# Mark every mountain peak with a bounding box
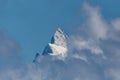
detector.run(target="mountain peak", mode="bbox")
[51,28,67,47]
[56,28,64,34]
[42,28,68,57]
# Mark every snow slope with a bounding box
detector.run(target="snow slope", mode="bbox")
[42,28,68,56]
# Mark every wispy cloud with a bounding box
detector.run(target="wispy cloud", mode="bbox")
[112,18,120,31]
[0,30,22,69]
[83,3,108,40]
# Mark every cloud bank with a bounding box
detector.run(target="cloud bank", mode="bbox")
[0,2,120,80]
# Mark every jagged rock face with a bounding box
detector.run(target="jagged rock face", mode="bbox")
[51,28,67,47]
[42,28,68,57]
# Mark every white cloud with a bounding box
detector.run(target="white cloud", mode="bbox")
[70,37,103,55]
[0,64,45,80]
[72,54,88,62]
[82,3,120,42]
[112,18,120,31]
[105,69,120,80]
[83,3,108,40]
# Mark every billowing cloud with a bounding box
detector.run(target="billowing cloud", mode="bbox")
[83,3,108,40]
[70,37,103,55]
[112,18,120,31]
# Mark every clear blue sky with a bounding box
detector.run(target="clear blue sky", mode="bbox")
[0,0,120,63]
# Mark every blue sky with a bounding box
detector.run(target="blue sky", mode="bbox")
[0,0,120,63]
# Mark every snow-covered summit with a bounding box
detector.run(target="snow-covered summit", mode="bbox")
[51,28,67,47]
[42,28,68,57]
